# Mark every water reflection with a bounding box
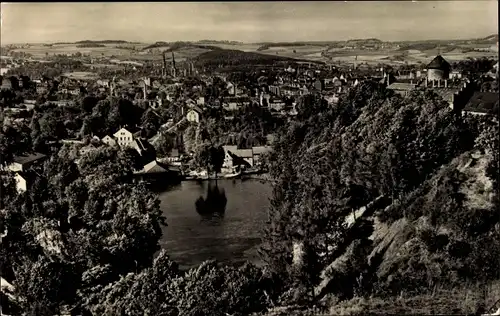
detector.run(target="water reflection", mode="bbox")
[158,179,272,269]
[195,183,228,222]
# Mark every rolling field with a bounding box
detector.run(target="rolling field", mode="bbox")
[10,43,140,58]
[200,43,263,52]
[62,71,99,80]
[6,39,497,68]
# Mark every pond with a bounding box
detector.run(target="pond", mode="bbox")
[158,179,272,269]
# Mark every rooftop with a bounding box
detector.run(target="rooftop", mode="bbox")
[12,153,46,165]
[433,88,460,102]
[223,146,253,158]
[16,170,39,183]
[427,55,451,70]
[188,105,203,113]
[142,160,170,174]
[252,146,272,155]
[463,91,499,115]
[387,82,417,91]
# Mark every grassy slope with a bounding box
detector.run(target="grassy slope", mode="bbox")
[257,282,500,315]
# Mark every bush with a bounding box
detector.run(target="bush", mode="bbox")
[171,261,273,316]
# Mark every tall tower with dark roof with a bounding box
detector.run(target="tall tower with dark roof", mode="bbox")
[427,55,451,81]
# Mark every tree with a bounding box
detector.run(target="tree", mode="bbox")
[81,96,99,113]
[193,143,225,179]
[79,250,180,315]
[141,108,162,139]
[261,85,483,300]
[153,131,176,157]
[0,145,166,314]
[183,124,198,154]
[13,255,77,315]
[38,111,67,140]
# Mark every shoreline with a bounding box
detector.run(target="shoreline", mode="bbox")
[182,171,273,182]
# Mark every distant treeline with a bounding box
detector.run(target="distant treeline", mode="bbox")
[75,40,130,44]
[76,43,106,48]
[257,43,311,51]
[256,39,384,51]
[194,49,311,67]
[196,40,243,45]
[345,38,383,44]
[252,35,497,51]
[142,41,224,52]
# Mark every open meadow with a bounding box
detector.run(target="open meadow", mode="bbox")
[5,39,498,69]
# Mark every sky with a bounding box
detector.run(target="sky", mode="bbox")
[0,1,498,44]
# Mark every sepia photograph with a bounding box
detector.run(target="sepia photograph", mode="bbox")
[0,1,499,315]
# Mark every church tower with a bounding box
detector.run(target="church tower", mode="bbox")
[162,52,167,78]
[171,52,177,78]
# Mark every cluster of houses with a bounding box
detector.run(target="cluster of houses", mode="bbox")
[221,145,272,171]
[2,53,498,192]
[384,55,499,116]
[3,122,274,192]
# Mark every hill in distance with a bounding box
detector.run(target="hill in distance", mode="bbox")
[193,49,323,67]
[75,40,131,44]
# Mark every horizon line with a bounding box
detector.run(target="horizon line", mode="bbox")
[1,34,498,47]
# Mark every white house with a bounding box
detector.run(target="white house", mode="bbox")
[197,96,205,106]
[450,70,463,79]
[186,107,202,123]
[14,172,28,192]
[96,79,110,87]
[251,146,272,166]
[8,153,47,172]
[113,128,135,148]
[101,135,118,147]
[224,96,251,111]
[6,154,46,193]
[23,99,36,110]
[268,98,286,111]
[222,146,254,169]
[259,93,271,107]
[225,81,234,95]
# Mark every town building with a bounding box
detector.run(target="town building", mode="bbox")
[226,81,236,95]
[251,146,272,166]
[259,93,271,107]
[197,96,205,106]
[427,55,451,81]
[133,160,182,186]
[461,91,499,116]
[186,106,202,123]
[387,82,418,97]
[269,85,281,96]
[6,153,47,193]
[223,96,251,111]
[113,127,135,148]
[222,146,254,169]
[101,135,118,147]
[314,79,325,91]
[7,153,47,173]
[268,98,286,112]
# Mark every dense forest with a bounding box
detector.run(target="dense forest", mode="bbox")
[194,49,305,68]
[261,82,499,309]
[76,44,106,48]
[1,80,499,315]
